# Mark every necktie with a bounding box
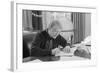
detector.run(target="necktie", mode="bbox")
[49,39,53,50]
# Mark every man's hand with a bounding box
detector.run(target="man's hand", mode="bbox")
[52,48,60,55]
[63,46,71,53]
[77,44,90,54]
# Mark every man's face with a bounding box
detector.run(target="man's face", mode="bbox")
[49,25,61,38]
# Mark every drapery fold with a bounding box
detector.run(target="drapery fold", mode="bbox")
[22,10,33,31]
[22,10,43,31]
[72,13,85,43]
[32,11,43,31]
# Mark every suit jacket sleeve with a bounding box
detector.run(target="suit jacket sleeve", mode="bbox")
[58,35,70,48]
[31,33,51,57]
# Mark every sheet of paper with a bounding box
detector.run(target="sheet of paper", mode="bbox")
[60,56,86,61]
[55,46,79,57]
[55,51,73,57]
[29,59,42,63]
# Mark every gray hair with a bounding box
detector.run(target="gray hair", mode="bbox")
[48,20,62,30]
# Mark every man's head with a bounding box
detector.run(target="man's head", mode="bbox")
[48,20,62,38]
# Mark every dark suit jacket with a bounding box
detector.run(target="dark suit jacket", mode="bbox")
[31,30,69,57]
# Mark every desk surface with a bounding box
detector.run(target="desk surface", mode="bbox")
[23,45,90,63]
[23,55,87,63]
[28,56,86,63]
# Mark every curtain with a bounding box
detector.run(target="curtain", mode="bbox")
[22,10,33,31]
[72,13,85,43]
[32,11,43,31]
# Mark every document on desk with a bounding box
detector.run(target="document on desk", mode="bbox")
[55,51,74,57]
[55,46,79,57]
[56,51,86,61]
[30,59,42,63]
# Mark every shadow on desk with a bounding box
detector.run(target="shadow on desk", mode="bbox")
[23,56,60,63]
[23,56,90,63]
[23,47,91,63]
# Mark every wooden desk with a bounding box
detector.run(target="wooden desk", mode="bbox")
[23,45,90,63]
[23,55,87,63]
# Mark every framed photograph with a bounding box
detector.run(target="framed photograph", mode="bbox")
[11,1,97,71]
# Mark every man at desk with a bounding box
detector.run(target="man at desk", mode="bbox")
[31,20,70,60]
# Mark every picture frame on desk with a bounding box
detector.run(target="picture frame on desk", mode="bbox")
[11,1,97,71]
